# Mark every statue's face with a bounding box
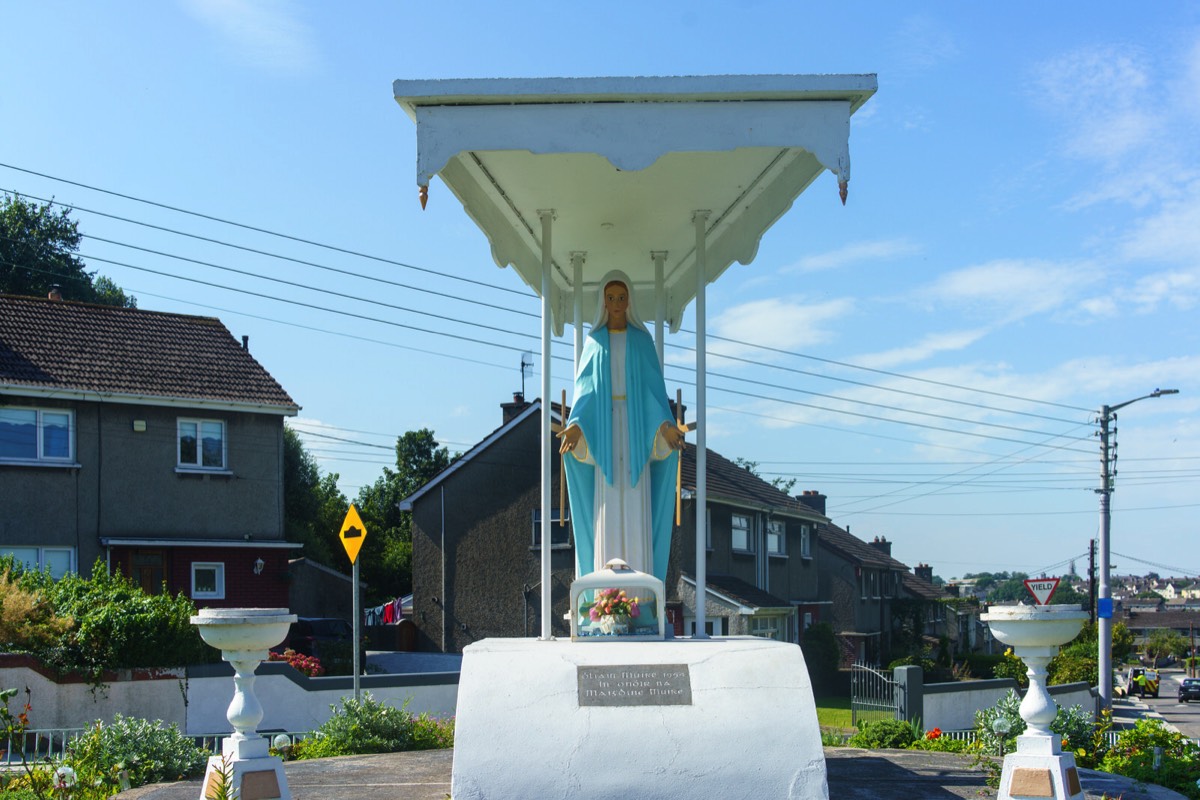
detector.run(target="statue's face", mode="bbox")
[604,281,629,326]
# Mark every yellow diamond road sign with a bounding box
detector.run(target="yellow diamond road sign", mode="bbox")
[339,504,368,564]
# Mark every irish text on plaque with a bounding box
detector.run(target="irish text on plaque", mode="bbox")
[577,664,692,706]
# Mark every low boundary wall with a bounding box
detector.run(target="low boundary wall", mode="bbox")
[891,665,1096,731]
[0,655,459,735]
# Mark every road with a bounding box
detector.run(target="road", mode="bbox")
[1124,668,1200,740]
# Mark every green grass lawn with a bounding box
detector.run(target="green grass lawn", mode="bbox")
[815,696,854,731]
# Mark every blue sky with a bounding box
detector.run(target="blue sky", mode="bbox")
[4,2,1198,582]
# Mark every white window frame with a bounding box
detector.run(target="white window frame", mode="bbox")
[192,562,226,599]
[3,546,76,579]
[750,615,786,642]
[767,519,786,556]
[731,514,752,553]
[0,407,75,464]
[800,524,812,559]
[177,418,227,470]
[531,508,570,549]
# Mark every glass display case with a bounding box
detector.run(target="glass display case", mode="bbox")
[570,558,666,641]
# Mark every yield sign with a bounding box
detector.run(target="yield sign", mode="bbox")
[339,504,368,565]
[1023,577,1060,606]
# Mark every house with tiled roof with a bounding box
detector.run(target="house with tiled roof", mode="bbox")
[0,293,300,607]
[401,392,919,655]
[675,441,827,641]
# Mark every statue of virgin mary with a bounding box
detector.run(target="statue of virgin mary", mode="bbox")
[558,270,683,585]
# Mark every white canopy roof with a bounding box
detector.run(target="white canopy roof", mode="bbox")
[393,74,876,334]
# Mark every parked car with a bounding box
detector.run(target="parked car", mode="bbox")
[1179,678,1200,703]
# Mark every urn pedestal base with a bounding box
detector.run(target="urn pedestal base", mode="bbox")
[997,735,1085,800]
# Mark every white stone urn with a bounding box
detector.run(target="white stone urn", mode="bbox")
[981,603,1089,800]
[981,603,1087,736]
[192,608,297,800]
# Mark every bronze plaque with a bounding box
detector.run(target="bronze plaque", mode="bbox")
[578,664,692,706]
[1009,767,1054,798]
[241,769,282,800]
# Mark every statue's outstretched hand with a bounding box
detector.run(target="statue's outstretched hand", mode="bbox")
[660,422,686,451]
[559,424,583,454]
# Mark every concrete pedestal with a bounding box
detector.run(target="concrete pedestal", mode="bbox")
[450,636,827,800]
[200,738,290,800]
[998,734,1085,800]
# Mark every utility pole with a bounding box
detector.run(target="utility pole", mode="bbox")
[1096,388,1179,711]
[1088,539,1096,626]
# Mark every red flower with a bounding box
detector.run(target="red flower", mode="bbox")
[926,727,942,740]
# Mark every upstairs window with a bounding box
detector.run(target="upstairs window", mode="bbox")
[178,419,226,469]
[0,408,73,463]
[800,524,812,558]
[731,514,751,552]
[767,520,786,555]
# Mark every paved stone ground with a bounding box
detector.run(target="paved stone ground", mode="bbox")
[115,747,1188,800]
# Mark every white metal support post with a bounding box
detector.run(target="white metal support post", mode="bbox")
[1096,388,1177,710]
[652,251,667,367]
[539,209,556,640]
[693,211,710,638]
[571,252,585,368]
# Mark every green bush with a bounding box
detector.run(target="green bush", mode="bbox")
[292,694,416,759]
[974,690,1108,767]
[991,649,1028,687]
[8,557,216,681]
[960,652,1005,678]
[410,712,455,750]
[65,714,210,790]
[800,623,842,697]
[908,733,969,753]
[1099,719,1200,799]
[846,718,915,749]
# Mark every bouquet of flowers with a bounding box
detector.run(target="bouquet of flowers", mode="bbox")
[585,588,641,632]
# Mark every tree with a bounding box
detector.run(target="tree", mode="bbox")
[0,193,135,306]
[283,427,349,568]
[800,622,841,697]
[987,573,1031,602]
[1143,628,1188,665]
[732,456,796,494]
[355,429,453,603]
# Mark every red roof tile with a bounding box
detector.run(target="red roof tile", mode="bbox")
[0,294,297,411]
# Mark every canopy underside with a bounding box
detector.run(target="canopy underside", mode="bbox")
[394,74,876,334]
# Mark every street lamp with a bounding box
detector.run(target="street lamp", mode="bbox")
[1097,388,1179,711]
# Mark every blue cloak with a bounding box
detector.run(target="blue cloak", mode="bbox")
[564,325,678,584]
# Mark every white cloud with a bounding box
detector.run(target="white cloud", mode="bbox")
[1032,45,1161,162]
[784,238,921,273]
[925,260,1096,321]
[1121,187,1200,264]
[705,296,854,364]
[1126,269,1200,312]
[181,0,319,74]
[854,328,990,370]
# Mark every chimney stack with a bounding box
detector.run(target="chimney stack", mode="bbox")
[242,335,249,350]
[914,563,934,584]
[795,490,827,516]
[48,285,63,301]
[501,391,530,424]
[869,535,892,556]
